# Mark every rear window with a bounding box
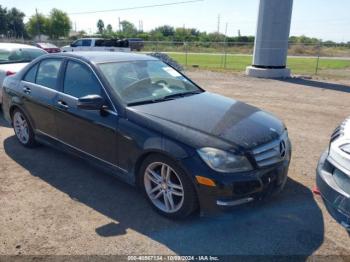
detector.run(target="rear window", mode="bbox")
[37,43,57,48]
[0,48,46,64]
[36,59,62,90]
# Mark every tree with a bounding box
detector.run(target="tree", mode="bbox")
[97,19,104,34]
[106,24,113,34]
[0,5,8,35]
[120,20,137,37]
[6,8,25,38]
[26,13,49,37]
[48,8,71,39]
[152,25,175,37]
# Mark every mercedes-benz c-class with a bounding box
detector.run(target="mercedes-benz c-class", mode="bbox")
[2,52,291,219]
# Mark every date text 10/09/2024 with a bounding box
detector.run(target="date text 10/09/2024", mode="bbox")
[127,256,220,261]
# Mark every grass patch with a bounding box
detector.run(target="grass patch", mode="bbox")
[168,53,350,78]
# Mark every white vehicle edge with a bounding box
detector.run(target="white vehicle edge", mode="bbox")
[61,38,131,52]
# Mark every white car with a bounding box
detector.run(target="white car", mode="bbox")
[61,38,130,52]
[317,117,350,229]
[0,43,47,104]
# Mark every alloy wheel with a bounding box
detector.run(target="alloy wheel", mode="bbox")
[13,111,30,144]
[144,162,185,213]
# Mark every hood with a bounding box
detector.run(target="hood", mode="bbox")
[127,92,285,151]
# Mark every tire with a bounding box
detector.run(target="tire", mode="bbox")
[12,109,36,148]
[139,154,198,219]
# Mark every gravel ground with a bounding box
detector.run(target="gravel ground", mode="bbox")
[1,70,350,257]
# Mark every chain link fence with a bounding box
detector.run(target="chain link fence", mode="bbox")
[2,38,350,79]
[142,41,350,79]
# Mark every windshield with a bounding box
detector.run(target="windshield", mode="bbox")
[0,48,46,64]
[98,60,202,105]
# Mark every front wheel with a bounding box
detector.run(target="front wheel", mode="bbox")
[12,109,36,148]
[140,154,198,219]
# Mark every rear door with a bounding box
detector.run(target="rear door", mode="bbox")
[19,58,63,137]
[55,59,118,165]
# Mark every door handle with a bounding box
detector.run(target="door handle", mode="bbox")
[23,86,31,94]
[57,100,69,110]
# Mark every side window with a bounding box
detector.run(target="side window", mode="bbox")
[82,39,92,47]
[63,61,101,98]
[36,59,62,90]
[72,40,82,47]
[23,64,39,83]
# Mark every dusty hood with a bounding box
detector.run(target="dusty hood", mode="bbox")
[127,92,285,151]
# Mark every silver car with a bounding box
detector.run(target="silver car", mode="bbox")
[0,43,46,104]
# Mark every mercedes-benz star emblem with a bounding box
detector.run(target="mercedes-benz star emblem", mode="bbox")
[279,140,286,158]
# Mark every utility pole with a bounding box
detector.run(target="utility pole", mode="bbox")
[118,17,121,32]
[223,22,228,68]
[35,8,41,41]
[217,14,221,34]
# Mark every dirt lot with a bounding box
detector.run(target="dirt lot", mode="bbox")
[1,70,350,257]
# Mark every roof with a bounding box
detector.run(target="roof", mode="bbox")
[54,51,158,63]
[0,43,41,50]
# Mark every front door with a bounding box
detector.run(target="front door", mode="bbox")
[55,59,118,166]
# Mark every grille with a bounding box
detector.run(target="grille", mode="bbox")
[330,117,348,143]
[252,131,288,168]
[330,125,342,143]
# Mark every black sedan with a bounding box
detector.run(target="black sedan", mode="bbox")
[2,52,291,219]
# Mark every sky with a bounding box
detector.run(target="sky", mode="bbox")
[2,0,350,42]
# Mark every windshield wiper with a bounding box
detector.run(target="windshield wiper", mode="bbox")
[127,91,203,107]
[127,97,174,106]
[162,90,203,100]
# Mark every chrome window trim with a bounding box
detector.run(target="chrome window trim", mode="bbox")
[63,58,118,114]
[36,130,127,173]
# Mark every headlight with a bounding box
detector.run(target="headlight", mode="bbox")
[340,143,350,154]
[197,147,253,173]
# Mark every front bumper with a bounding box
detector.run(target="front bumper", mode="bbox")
[316,150,350,230]
[180,147,291,214]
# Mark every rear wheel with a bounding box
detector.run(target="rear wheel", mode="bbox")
[12,109,36,148]
[140,154,198,219]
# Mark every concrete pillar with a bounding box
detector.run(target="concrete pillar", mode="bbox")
[246,0,293,78]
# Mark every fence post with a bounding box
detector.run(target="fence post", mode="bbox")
[224,42,228,69]
[315,43,321,75]
[185,42,188,68]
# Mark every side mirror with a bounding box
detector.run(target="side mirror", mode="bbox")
[77,94,105,110]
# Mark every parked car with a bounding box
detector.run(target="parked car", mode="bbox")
[0,43,47,104]
[62,38,130,52]
[2,52,291,219]
[35,42,61,53]
[316,117,350,230]
[128,38,144,51]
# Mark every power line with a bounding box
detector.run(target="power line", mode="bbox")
[68,0,204,15]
